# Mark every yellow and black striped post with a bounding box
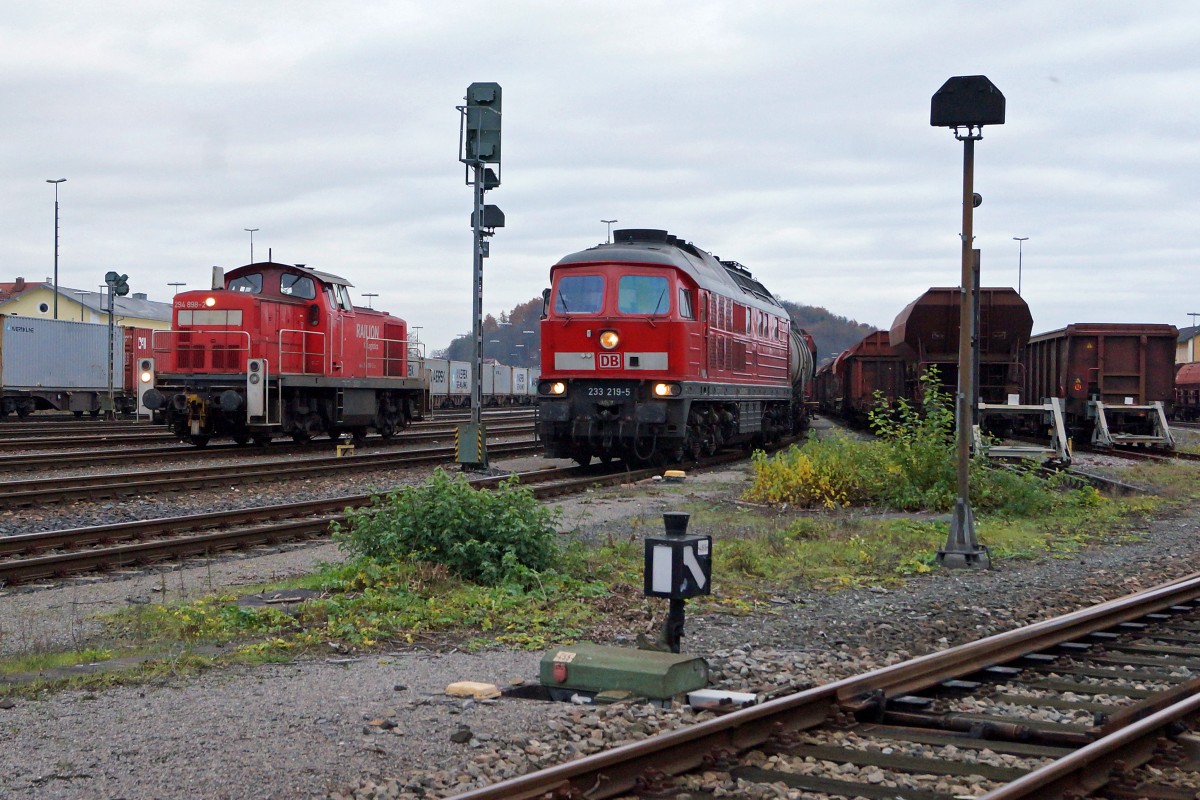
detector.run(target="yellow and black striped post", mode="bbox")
[455,422,488,471]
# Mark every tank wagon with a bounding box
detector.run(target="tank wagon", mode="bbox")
[536,229,815,466]
[820,330,906,425]
[1175,362,1200,422]
[889,287,1032,406]
[0,315,156,417]
[1023,323,1178,448]
[142,262,425,446]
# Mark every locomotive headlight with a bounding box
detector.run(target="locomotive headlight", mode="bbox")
[653,382,681,397]
[599,330,619,350]
[547,381,566,395]
[204,296,217,308]
[140,370,153,384]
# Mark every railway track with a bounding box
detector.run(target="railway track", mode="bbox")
[0,419,535,473]
[0,431,539,508]
[0,408,535,451]
[448,574,1200,800]
[0,456,717,585]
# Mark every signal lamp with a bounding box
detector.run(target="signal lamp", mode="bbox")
[599,330,619,350]
[653,383,681,397]
[204,296,217,307]
[140,370,153,384]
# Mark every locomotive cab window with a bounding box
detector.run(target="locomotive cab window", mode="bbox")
[554,275,604,314]
[281,273,317,300]
[228,273,262,294]
[617,275,669,315]
[336,285,354,311]
[678,288,695,320]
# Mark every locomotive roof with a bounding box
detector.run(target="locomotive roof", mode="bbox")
[226,261,354,288]
[554,229,785,313]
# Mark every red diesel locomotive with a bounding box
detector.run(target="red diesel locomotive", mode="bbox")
[142,262,424,446]
[536,229,815,465]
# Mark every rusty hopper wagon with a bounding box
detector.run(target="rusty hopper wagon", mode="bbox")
[888,287,1033,406]
[1023,323,1178,449]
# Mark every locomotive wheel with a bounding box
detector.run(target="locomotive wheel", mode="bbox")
[232,433,250,445]
[572,451,592,467]
[291,431,311,443]
[252,433,272,446]
[189,435,211,448]
[377,421,396,439]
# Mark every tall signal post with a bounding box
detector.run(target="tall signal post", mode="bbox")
[456,82,503,470]
[930,75,1005,569]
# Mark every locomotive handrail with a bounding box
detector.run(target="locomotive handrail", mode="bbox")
[277,328,327,375]
[149,328,251,370]
[365,336,423,378]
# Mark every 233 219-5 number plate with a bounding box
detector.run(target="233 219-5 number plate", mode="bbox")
[586,386,633,398]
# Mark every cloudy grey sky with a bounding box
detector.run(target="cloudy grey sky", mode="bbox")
[3,1,1198,351]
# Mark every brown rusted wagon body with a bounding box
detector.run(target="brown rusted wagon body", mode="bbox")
[1024,323,1178,447]
[889,287,1032,405]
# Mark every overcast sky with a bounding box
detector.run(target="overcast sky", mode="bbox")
[3,1,1198,351]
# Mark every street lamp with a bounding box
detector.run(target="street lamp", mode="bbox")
[362,292,378,309]
[74,289,88,321]
[243,228,259,264]
[1013,237,1028,294]
[168,282,187,297]
[601,219,618,244]
[46,179,66,319]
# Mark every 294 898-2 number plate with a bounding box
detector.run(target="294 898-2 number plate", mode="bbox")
[586,385,633,398]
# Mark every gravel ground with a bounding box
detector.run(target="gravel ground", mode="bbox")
[0,426,1198,799]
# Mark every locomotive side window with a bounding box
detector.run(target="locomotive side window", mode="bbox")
[281,273,317,300]
[228,273,262,294]
[678,288,694,320]
[554,275,604,313]
[618,275,669,315]
[336,285,354,311]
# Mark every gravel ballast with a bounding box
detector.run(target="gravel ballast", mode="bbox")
[0,437,1197,799]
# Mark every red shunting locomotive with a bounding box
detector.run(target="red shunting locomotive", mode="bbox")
[536,229,815,465]
[142,262,425,446]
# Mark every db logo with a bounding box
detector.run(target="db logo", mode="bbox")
[598,353,622,369]
[1073,378,1083,392]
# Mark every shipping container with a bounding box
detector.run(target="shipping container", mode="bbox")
[1,315,125,416]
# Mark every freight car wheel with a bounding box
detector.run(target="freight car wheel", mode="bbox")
[232,433,250,445]
[252,433,272,447]
[189,435,211,448]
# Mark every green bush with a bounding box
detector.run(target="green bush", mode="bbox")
[332,469,562,587]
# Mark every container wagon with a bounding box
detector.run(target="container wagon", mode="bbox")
[0,315,133,417]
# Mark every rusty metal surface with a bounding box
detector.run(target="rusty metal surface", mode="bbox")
[1024,323,1179,411]
[889,287,1032,363]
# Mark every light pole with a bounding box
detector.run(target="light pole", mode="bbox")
[1013,237,1028,294]
[243,228,259,264]
[168,281,186,297]
[602,219,618,244]
[47,179,66,319]
[74,290,88,321]
[362,292,378,309]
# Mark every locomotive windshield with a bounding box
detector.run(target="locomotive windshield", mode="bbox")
[280,273,317,300]
[618,275,669,315]
[228,273,262,293]
[554,275,604,314]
